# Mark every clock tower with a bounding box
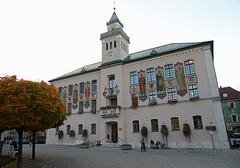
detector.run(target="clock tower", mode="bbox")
[100,11,130,64]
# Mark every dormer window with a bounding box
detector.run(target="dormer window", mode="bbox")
[223,93,228,97]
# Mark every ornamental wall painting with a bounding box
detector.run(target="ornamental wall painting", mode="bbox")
[62,86,67,105]
[138,70,147,102]
[102,85,120,98]
[73,84,78,110]
[84,81,90,108]
[155,66,166,99]
[174,62,187,97]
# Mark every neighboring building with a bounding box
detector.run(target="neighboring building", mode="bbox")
[46,11,229,149]
[219,87,240,135]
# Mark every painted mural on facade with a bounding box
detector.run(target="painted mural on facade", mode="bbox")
[155,66,166,99]
[174,62,187,97]
[84,81,90,108]
[138,70,147,102]
[103,85,120,98]
[62,86,67,105]
[73,84,78,110]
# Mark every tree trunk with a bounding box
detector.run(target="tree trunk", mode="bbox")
[16,127,24,168]
[32,131,36,160]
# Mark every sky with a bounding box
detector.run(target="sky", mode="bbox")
[0,0,240,90]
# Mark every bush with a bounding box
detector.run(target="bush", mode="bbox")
[69,130,75,138]
[141,126,148,138]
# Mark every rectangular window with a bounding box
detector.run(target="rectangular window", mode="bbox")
[228,102,235,109]
[130,71,138,85]
[68,85,73,96]
[165,64,174,79]
[114,41,116,48]
[148,91,157,104]
[79,102,83,112]
[184,60,196,76]
[167,88,177,100]
[66,125,71,135]
[106,43,108,50]
[147,68,155,82]
[58,87,62,97]
[67,103,72,114]
[80,82,84,94]
[151,119,159,132]
[78,124,83,135]
[110,98,117,106]
[109,76,115,89]
[193,116,203,129]
[91,80,97,92]
[91,123,96,134]
[55,127,59,135]
[171,117,180,131]
[232,115,238,122]
[91,100,97,112]
[188,84,199,98]
[131,94,138,108]
[132,120,140,133]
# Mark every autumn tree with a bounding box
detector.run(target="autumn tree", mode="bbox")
[0,76,66,168]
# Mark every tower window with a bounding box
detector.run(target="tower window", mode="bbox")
[106,43,108,50]
[110,42,112,49]
[114,41,116,48]
[109,76,115,89]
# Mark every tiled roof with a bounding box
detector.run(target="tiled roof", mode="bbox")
[123,41,211,62]
[219,87,240,101]
[49,41,212,82]
[49,62,102,82]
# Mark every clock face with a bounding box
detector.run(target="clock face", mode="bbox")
[107,52,114,58]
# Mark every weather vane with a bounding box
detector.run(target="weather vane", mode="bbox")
[113,1,116,11]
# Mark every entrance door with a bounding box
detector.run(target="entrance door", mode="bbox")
[111,124,118,143]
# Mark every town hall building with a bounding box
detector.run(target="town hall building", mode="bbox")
[46,11,229,149]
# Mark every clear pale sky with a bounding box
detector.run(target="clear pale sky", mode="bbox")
[0,0,239,90]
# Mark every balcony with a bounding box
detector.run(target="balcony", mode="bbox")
[100,106,121,118]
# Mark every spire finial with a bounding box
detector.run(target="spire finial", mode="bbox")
[113,1,116,11]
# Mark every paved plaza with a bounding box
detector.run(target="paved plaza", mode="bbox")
[15,144,239,168]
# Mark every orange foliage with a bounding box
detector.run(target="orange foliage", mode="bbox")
[0,75,66,131]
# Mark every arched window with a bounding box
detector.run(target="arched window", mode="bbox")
[106,43,108,50]
[151,119,159,132]
[110,42,112,49]
[132,120,140,133]
[193,115,203,129]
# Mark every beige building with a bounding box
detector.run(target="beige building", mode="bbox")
[46,11,229,149]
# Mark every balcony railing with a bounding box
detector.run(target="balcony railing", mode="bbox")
[100,107,120,118]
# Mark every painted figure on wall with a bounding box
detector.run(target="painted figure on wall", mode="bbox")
[62,86,67,105]
[84,82,90,108]
[73,84,78,110]
[155,66,166,99]
[175,62,187,97]
[138,70,147,102]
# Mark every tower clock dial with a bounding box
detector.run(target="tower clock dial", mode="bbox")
[107,52,114,58]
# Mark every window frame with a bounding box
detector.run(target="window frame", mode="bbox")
[167,87,177,101]
[91,99,97,112]
[131,93,138,108]
[148,90,157,104]
[68,85,73,96]
[58,87,62,98]
[132,120,140,133]
[109,75,115,89]
[228,102,235,109]
[66,125,71,135]
[91,80,97,93]
[79,82,84,94]
[232,114,238,122]
[184,60,196,76]
[91,123,96,134]
[188,84,199,98]
[151,119,159,132]
[79,101,83,112]
[146,68,155,82]
[171,117,180,131]
[67,103,72,114]
[193,115,203,130]
[165,64,174,79]
[130,71,138,85]
[78,124,83,135]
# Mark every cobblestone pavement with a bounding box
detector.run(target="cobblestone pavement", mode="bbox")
[5,144,240,168]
